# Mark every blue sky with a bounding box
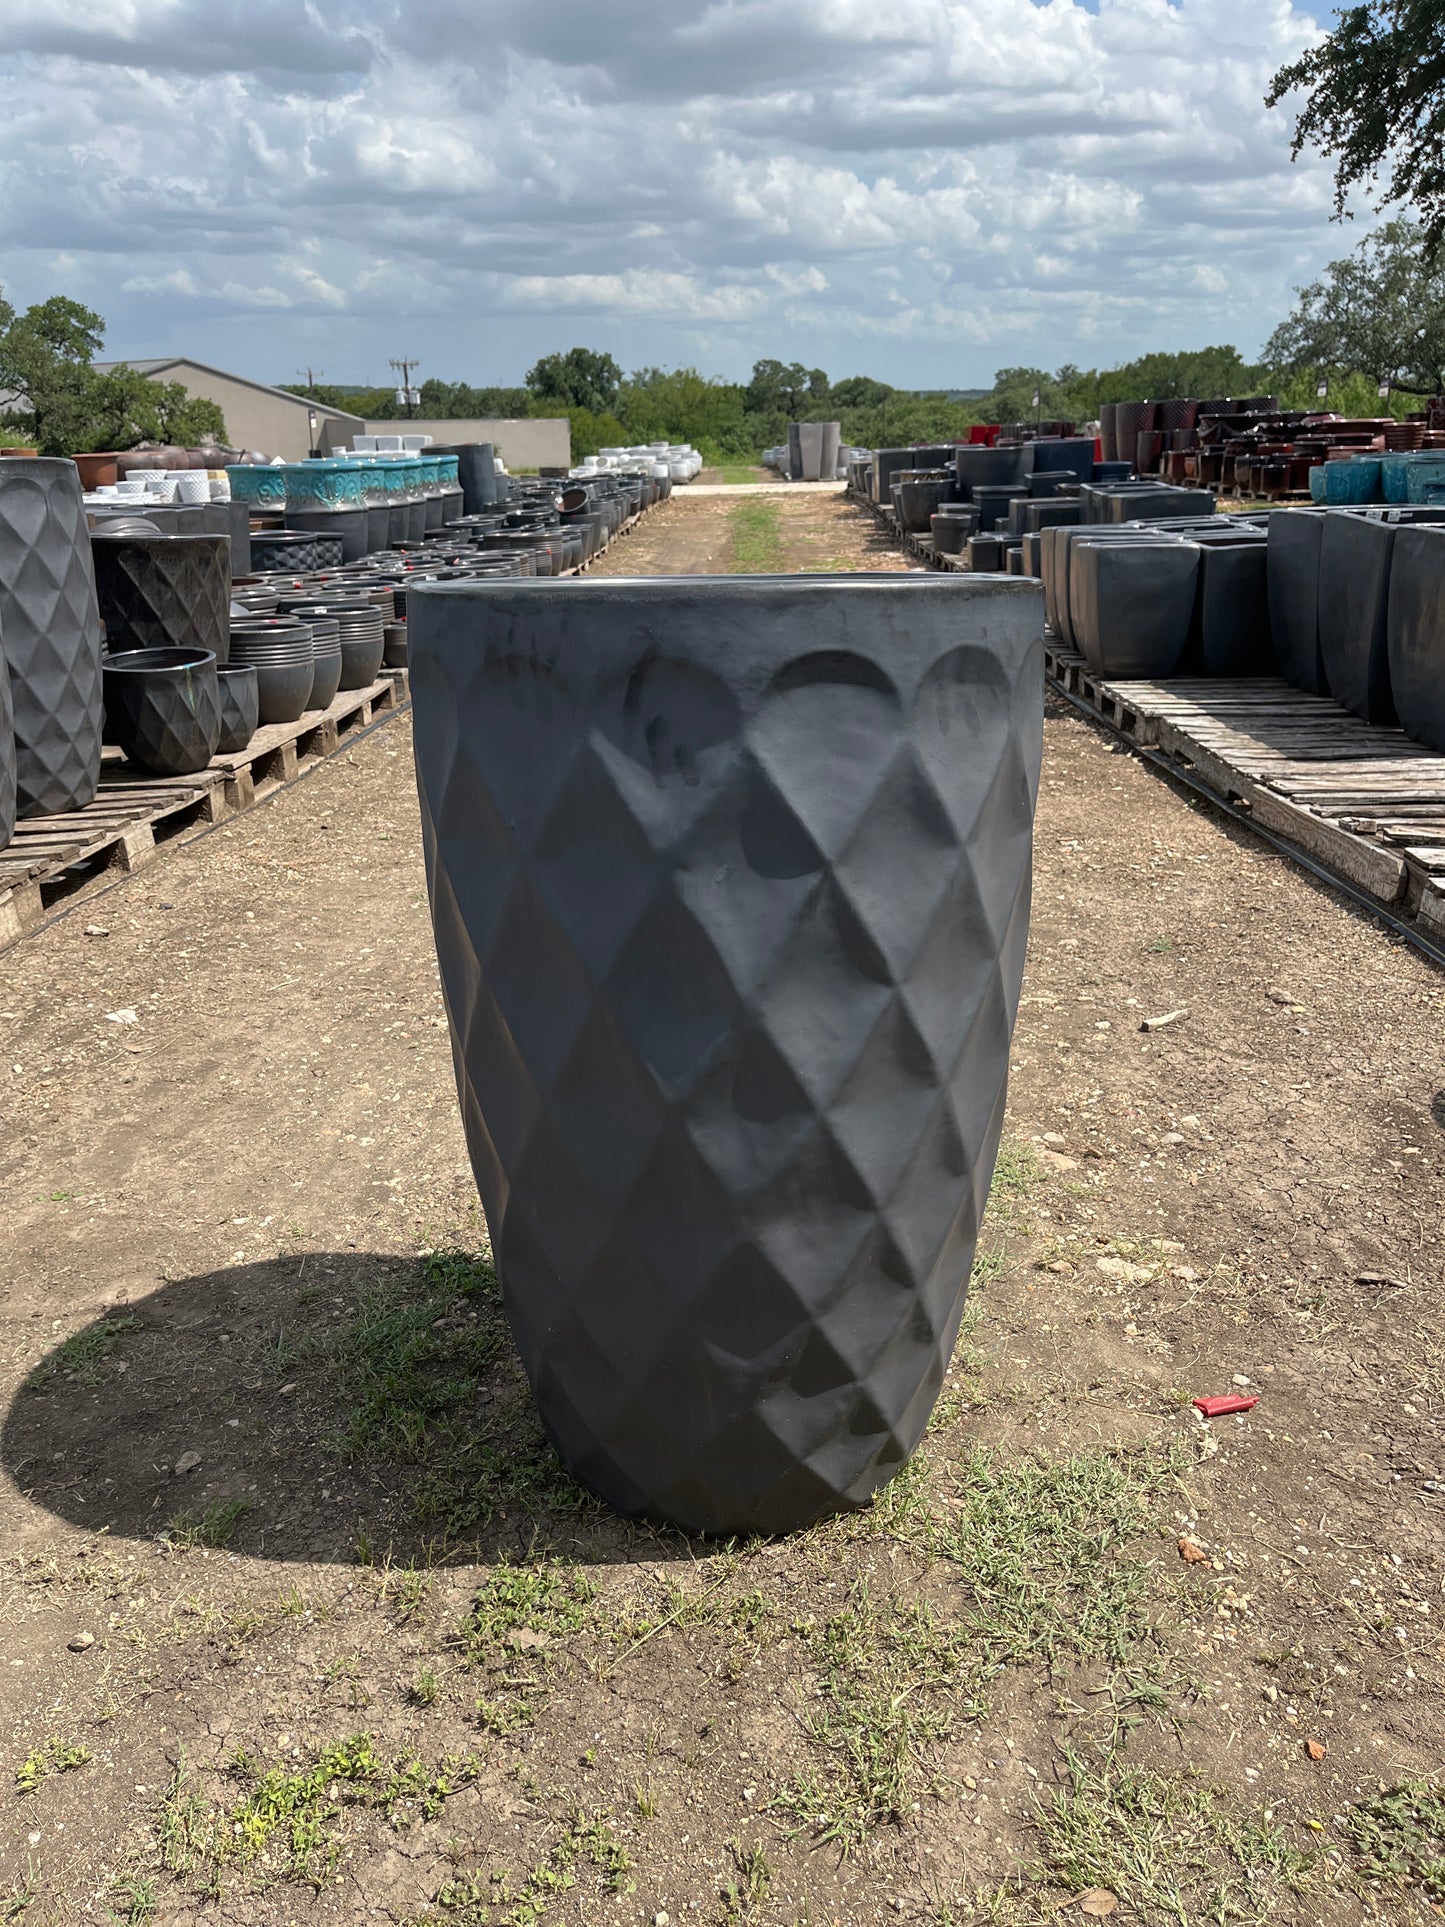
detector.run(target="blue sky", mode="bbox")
[0,0,1354,391]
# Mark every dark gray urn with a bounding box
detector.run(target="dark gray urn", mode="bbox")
[1317,510,1445,723]
[1071,538,1200,677]
[0,456,103,816]
[1387,524,1445,752]
[92,532,231,666]
[409,574,1044,1535]
[214,665,259,754]
[102,647,220,776]
[1266,510,1330,694]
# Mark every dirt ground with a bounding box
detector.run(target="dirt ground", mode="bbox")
[1,490,1443,1926]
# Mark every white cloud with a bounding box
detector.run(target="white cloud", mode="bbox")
[0,0,1347,386]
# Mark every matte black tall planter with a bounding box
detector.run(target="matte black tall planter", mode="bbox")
[409,574,1044,1535]
[0,456,103,816]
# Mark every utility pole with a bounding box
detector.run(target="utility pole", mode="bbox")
[390,357,421,420]
[298,367,324,397]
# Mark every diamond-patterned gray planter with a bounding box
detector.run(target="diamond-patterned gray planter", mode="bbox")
[409,574,1043,1535]
[102,647,220,776]
[0,621,16,853]
[0,457,102,816]
[92,532,231,666]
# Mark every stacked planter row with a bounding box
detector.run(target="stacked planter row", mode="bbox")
[0,449,671,835]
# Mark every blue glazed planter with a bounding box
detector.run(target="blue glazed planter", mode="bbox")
[1380,455,1413,504]
[282,461,366,510]
[227,465,287,506]
[1406,458,1445,504]
[1320,458,1382,505]
[435,455,460,488]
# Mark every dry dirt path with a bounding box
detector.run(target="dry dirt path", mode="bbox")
[0,489,1441,1925]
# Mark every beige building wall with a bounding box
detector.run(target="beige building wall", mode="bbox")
[156,368,358,461]
[353,417,572,470]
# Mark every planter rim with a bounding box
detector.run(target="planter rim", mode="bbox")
[103,647,216,674]
[409,571,1045,599]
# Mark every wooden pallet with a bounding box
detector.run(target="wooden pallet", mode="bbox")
[0,671,409,947]
[1045,643,1445,943]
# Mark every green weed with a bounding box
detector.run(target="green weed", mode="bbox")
[15,1736,92,1793]
[103,1871,157,1925]
[156,1736,485,1896]
[164,1498,251,1550]
[1028,1746,1317,1923]
[28,1314,142,1389]
[1342,1779,1445,1903]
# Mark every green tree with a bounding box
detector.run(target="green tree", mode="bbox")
[1263,221,1445,393]
[415,378,532,418]
[744,359,830,420]
[524,348,623,414]
[1267,1,1445,257]
[0,292,227,453]
[278,381,395,417]
[829,375,895,410]
[619,366,751,457]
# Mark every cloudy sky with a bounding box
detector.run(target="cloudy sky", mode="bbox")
[0,0,1350,392]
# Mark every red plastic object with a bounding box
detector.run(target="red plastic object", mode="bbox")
[1192,1394,1259,1417]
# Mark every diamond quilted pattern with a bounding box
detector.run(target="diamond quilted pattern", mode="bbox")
[93,534,230,664]
[0,459,103,816]
[410,575,1043,1534]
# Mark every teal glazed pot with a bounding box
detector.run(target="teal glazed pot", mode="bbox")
[226,465,287,507]
[282,461,367,510]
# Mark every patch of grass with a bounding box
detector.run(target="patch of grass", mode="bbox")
[382,1566,434,1623]
[156,1736,485,1898]
[458,1560,597,1658]
[729,497,785,571]
[776,1584,974,1849]
[721,1837,773,1919]
[15,1736,92,1794]
[415,1806,635,1923]
[1026,1746,1317,1924]
[298,1247,596,1540]
[1342,1779,1445,1903]
[103,1871,157,1925]
[786,1443,1186,1852]
[321,1249,507,1459]
[164,1498,251,1550]
[712,465,764,485]
[0,1870,38,1921]
[27,1314,142,1390]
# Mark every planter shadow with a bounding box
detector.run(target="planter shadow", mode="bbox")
[0,1255,701,1569]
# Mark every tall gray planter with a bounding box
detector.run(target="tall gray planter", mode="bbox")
[0,618,15,853]
[409,574,1044,1535]
[0,457,103,816]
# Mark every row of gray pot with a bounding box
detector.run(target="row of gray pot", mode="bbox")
[0,447,670,847]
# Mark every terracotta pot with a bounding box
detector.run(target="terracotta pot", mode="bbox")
[73,453,121,490]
